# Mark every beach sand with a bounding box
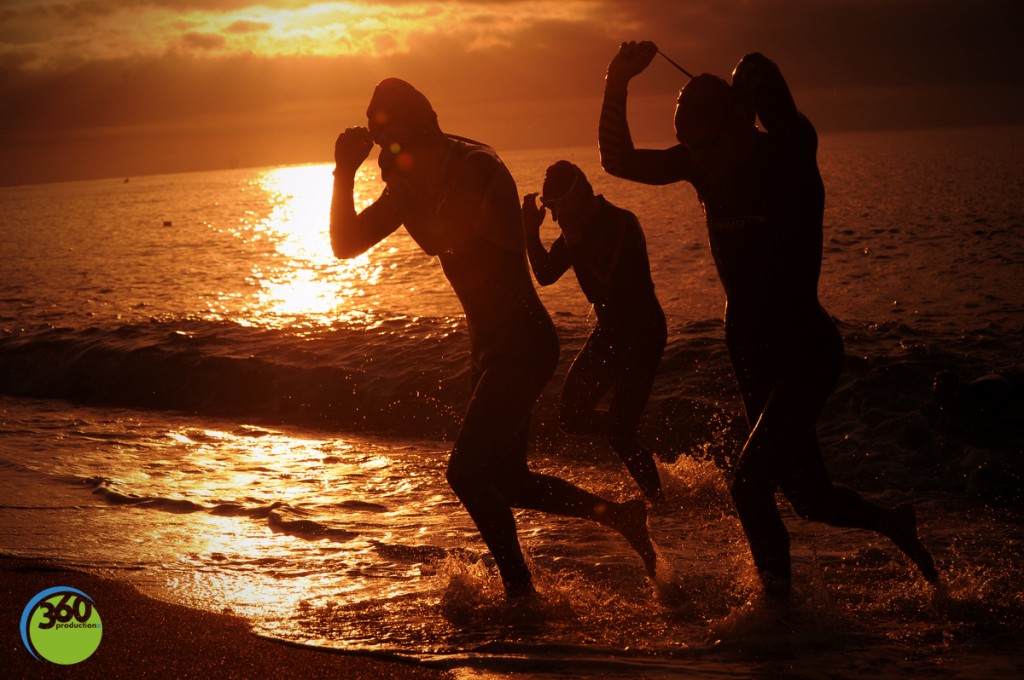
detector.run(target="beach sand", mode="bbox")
[1,556,451,679]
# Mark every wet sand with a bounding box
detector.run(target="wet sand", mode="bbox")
[1,556,450,679]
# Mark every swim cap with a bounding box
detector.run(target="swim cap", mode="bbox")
[541,160,592,204]
[674,73,739,147]
[366,78,439,138]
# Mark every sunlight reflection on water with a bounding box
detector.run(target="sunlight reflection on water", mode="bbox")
[230,163,391,328]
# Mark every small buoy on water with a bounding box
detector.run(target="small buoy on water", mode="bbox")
[163,220,173,227]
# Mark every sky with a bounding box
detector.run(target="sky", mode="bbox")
[1,0,1021,185]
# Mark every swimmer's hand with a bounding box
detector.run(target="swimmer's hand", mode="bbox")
[607,41,658,85]
[334,127,373,175]
[731,52,780,107]
[521,193,546,236]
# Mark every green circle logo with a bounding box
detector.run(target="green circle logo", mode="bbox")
[20,587,102,664]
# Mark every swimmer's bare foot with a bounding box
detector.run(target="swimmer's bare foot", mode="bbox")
[880,503,938,584]
[615,498,657,578]
[504,577,537,603]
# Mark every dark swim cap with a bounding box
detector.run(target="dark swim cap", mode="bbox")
[541,160,592,204]
[366,78,439,138]
[674,73,739,147]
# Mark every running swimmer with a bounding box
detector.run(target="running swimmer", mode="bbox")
[522,161,667,503]
[598,43,938,598]
[329,78,656,600]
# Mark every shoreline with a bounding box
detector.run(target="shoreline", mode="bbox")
[1,555,451,679]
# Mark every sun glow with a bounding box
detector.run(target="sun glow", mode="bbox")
[230,163,388,328]
[4,1,595,67]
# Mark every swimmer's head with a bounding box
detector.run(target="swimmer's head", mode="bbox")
[541,161,592,205]
[540,161,594,226]
[674,74,756,179]
[673,73,741,149]
[366,78,442,150]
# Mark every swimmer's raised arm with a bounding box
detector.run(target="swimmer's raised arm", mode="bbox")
[600,41,691,185]
[522,192,571,286]
[330,126,402,259]
[731,53,810,142]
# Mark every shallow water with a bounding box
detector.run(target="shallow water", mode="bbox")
[1,127,1023,676]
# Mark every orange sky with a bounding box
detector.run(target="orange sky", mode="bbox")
[1,0,1021,185]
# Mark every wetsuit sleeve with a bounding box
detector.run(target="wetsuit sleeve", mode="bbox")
[732,53,817,152]
[525,230,572,286]
[599,80,692,185]
[330,173,403,258]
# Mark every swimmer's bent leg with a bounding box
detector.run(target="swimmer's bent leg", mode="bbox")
[448,357,656,589]
[781,438,881,527]
[445,352,553,598]
[503,473,657,577]
[741,408,939,593]
[730,381,827,598]
[781,443,938,584]
[560,328,664,501]
[449,434,658,582]
[558,329,614,436]
[606,350,664,502]
[445,447,534,597]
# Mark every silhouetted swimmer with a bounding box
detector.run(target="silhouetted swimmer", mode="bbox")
[329,78,655,600]
[522,161,667,503]
[599,42,938,597]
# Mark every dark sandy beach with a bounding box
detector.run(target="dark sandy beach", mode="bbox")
[1,556,451,679]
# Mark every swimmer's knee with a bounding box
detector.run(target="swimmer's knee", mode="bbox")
[788,482,876,528]
[493,471,532,505]
[446,447,530,500]
[729,474,773,517]
[789,494,832,523]
[445,450,483,497]
[444,460,467,496]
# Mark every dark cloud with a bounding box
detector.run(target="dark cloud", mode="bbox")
[225,20,272,34]
[2,0,1022,184]
[70,1,323,10]
[601,0,1023,89]
[181,32,227,50]
[53,0,534,10]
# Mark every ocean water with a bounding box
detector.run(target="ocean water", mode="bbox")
[1,126,1023,677]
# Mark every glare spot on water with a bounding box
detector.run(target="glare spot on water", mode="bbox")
[214,163,403,328]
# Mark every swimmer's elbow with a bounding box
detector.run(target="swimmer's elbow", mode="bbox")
[331,243,352,259]
[332,244,366,260]
[600,151,627,179]
[330,232,368,260]
[330,234,350,259]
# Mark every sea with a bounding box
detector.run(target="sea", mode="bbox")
[1,126,1022,678]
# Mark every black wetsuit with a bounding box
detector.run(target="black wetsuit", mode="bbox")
[363,136,561,455]
[347,135,650,594]
[528,197,666,490]
[600,54,884,594]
